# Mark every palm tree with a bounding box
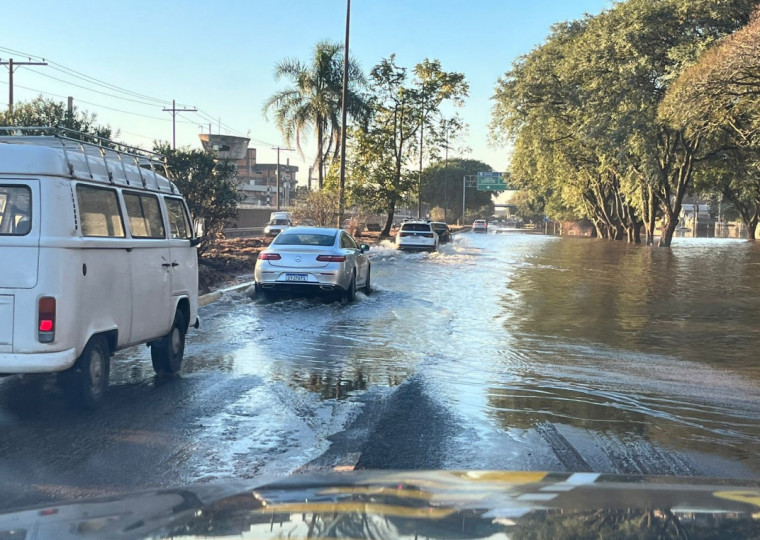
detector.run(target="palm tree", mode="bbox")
[264,40,369,189]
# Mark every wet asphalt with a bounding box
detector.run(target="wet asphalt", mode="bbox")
[0,233,758,511]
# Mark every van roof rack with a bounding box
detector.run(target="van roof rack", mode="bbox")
[0,126,178,194]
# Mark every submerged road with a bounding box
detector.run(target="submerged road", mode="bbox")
[0,233,759,510]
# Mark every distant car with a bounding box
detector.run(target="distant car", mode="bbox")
[430,222,452,243]
[472,219,488,233]
[395,221,439,252]
[254,227,371,301]
[264,217,292,237]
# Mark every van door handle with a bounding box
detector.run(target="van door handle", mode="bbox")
[171,262,179,267]
[161,263,172,268]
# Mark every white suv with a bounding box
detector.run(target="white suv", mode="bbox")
[395,221,439,252]
[472,219,488,233]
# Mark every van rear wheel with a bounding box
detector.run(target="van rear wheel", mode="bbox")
[151,310,186,375]
[64,336,110,409]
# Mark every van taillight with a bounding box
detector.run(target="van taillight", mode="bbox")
[38,297,55,343]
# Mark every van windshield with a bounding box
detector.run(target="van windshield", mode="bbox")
[270,219,290,225]
[0,185,32,236]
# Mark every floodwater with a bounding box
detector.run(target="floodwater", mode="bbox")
[1,232,759,510]
[183,233,760,479]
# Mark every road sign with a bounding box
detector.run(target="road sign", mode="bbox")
[477,172,507,191]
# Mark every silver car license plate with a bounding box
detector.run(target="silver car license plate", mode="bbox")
[286,274,308,282]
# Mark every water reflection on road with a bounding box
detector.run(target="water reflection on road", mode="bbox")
[189,233,760,478]
[4,232,758,511]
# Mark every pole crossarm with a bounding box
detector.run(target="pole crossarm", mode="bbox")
[162,99,197,149]
[1,58,49,120]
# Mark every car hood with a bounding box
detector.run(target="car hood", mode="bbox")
[1,471,759,539]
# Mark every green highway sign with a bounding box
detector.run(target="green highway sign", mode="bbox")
[477,172,507,191]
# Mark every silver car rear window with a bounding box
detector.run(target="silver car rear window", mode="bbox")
[273,233,336,246]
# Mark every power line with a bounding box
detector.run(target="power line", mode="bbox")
[0,45,262,148]
[0,80,170,121]
[0,45,169,105]
[29,69,166,107]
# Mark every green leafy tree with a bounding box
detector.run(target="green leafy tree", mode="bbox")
[348,55,468,235]
[661,8,760,239]
[263,40,369,190]
[490,0,758,247]
[419,159,495,223]
[155,143,242,255]
[0,95,113,139]
[510,190,546,225]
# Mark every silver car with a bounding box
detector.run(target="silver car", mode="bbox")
[254,227,371,301]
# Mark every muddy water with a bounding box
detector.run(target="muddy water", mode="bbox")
[225,233,760,477]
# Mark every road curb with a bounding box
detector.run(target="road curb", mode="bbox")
[199,280,256,307]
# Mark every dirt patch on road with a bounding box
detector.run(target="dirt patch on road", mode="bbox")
[199,237,272,294]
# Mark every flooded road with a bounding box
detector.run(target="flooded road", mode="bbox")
[0,233,759,510]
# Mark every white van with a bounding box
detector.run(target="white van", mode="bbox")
[0,128,199,408]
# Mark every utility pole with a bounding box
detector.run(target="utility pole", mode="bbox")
[443,123,449,222]
[272,146,294,210]
[337,0,351,228]
[67,96,74,128]
[462,175,477,225]
[1,58,48,120]
[162,99,197,149]
[418,108,424,219]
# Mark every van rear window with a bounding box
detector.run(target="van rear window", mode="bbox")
[0,185,32,236]
[77,185,125,238]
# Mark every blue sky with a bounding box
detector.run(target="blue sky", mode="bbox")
[1,0,611,180]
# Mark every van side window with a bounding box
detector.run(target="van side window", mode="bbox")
[0,185,32,236]
[76,185,125,238]
[123,192,165,239]
[165,197,192,239]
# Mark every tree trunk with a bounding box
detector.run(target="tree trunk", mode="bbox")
[746,218,758,241]
[592,219,604,239]
[646,186,656,246]
[658,215,678,247]
[381,197,396,237]
[317,119,324,190]
[633,221,642,244]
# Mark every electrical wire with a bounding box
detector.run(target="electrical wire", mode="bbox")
[1,44,268,145]
[0,45,169,105]
[0,80,170,122]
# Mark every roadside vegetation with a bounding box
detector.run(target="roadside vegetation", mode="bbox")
[489,0,760,245]
[7,0,759,258]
